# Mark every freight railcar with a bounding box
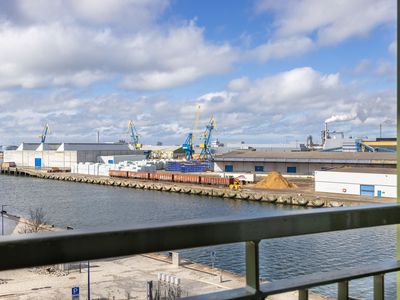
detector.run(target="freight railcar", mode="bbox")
[109,170,233,186]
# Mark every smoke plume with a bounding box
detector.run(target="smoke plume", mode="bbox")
[325,113,357,123]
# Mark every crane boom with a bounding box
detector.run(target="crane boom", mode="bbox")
[128,120,142,150]
[192,105,201,145]
[38,123,49,143]
[199,116,216,161]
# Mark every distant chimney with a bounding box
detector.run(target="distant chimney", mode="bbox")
[324,123,329,141]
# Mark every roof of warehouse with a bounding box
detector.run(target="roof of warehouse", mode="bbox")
[324,167,397,174]
[57,143,133,151]
[213,150,397,164]
[36,143,60,151]
[141,145,181,151]
[16,142,61,150]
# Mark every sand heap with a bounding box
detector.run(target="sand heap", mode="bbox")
[253,171,297,189]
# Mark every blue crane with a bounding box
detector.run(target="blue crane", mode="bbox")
[182,133,194,161]
[182,105,201,161]
[38,123,50,143]
[128,120,142,150]
[199,116,216,161]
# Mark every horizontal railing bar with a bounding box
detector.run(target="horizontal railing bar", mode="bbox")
[181,260,400,300]
[182,287,254,300]
[0,204,398,271]
[260,259,400,295]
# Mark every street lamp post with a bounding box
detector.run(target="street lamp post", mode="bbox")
[1,205,8,236]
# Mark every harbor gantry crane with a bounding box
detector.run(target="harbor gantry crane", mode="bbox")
[38,123,50,143]
[199,116,216,161]
[128,120,142,150]
[182,105,201,161]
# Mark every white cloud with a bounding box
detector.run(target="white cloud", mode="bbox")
[374,60,396,78]
[249,36,314,62]
[227,77,250,91]
[255,0,396,45]
[119,26,236,90]
[0,3,236,90]
[183,67,394,141]
[388,39,397,55]
[353,59,371,74]
[0,67,395,144]
[121,68,200,91]
[1,0,168,28]
[0,1,395,144]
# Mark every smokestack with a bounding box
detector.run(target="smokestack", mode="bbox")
[97,131,100,143]
[324,123,328,141]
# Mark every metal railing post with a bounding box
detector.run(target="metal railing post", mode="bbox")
[373,274,384,300]
[338,281,348,300]
[245,240,260,297]
[298,289,308,300]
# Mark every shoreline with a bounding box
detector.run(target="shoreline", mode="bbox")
[1,166,392,208]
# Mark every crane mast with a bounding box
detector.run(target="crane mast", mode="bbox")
[199,116,216,161]
[128,120,142,150]
[38,123,49,143]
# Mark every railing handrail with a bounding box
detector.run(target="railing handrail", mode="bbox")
[182,258,400,299]
[0,203,399,272]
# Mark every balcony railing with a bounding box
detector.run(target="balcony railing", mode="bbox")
[0,204,400,299]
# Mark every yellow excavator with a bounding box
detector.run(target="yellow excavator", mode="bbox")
[229,178,242,190]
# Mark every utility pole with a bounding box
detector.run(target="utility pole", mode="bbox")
[87,260,91,300]
[1,205,8,235]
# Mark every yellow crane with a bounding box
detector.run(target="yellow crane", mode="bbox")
[182,105,201,160]
[128,120,142,150]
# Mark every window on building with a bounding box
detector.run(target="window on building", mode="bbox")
[287,166,297,173]
[360,184,374,197]
[225,165,233,172]
[255,166,264,172]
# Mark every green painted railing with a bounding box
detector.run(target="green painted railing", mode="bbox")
[0,204,399,299]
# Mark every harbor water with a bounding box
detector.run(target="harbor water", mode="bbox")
[0,175,397,299]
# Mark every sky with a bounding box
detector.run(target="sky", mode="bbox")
[0,0,396,145]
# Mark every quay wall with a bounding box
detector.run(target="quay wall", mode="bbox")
[0,167,376,208]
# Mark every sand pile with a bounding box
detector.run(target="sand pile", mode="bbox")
[253,171,297,189]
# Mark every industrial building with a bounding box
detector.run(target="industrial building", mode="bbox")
[315,167,397,198]
[213,151,396,175]
[141,145,183,159]
[4,142,136,169]
[213,142,301,154]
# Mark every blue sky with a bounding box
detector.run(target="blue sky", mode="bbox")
[0,0,396,145]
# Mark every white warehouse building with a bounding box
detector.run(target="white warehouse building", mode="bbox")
[213,151,396,175]
[315,167,397,198]
[4,142,140,169]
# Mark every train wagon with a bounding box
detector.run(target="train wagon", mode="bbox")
[174,174,201,184]
[109,170,128,178]
[200,176,233,186]
[149,173,174,181]
[110,170,233,187]
[127,171,150,180]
